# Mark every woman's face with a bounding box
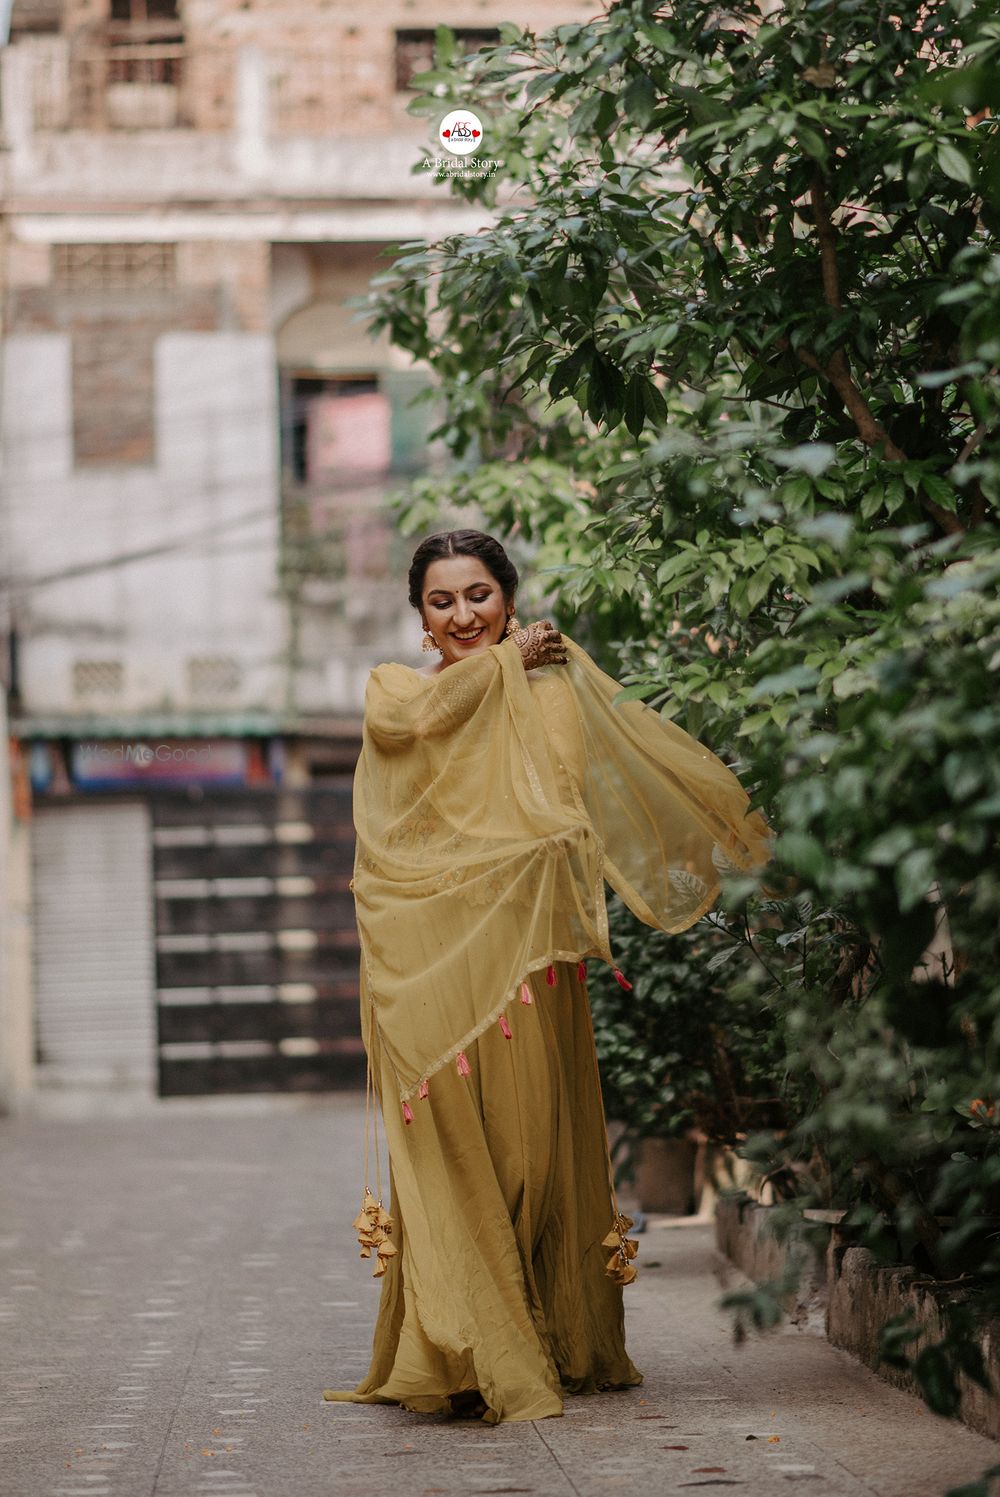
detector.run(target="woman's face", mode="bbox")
[420,555,511,668]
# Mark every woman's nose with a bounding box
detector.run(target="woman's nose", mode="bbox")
[453,599,474,625]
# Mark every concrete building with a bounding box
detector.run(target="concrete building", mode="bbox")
[0,0,588,1108]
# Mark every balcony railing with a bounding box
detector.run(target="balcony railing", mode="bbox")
[69,43,190,129]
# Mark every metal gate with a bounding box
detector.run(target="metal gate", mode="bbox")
[152,785,363,1095]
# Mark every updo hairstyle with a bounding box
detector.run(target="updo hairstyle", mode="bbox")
[407,530,519,611]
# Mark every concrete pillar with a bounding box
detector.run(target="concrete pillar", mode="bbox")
[0,44,37,172]
[235,45,271,181]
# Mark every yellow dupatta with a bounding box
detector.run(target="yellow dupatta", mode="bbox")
[353,634,773,1113]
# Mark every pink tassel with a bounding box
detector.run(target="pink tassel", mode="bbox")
[402,1101,414,1125]
[577,961,587,981]
[520,982,533,1006]
[418,1079,429,1100]
[545,964,556,986]
[456,1051,471,1077]
[613,967,633,991]
[499,1013,512,1040]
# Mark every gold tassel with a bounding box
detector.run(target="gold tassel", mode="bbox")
[355,1033,397,1279]
[603,1210,640,1285]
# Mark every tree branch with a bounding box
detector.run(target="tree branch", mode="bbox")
[956,421,988,467]
[810,174,842,312]
[777,175,967,537]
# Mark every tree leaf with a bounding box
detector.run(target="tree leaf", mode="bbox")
[936,141,974,187]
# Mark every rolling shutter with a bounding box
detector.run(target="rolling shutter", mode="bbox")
[32,801,157,1089]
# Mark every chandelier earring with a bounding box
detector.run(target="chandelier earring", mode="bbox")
[504,610,521,637]
[421,625,441,654]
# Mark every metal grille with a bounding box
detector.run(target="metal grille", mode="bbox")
[53,242,176,290]
[105,41,184,86]
[72,659,126,701]
[187,657,243,703]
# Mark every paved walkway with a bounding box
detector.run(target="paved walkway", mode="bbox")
[1,1093,996,1497]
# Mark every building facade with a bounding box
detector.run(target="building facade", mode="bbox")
[0,0,588,1106]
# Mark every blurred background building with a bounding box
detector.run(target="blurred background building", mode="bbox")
[0,0,585,1111]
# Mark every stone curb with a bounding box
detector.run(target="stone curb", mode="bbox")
[715,1194,1000,1443]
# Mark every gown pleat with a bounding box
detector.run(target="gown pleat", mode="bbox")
[322,960,643,1423]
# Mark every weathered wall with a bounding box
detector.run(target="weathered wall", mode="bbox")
[1,327,285,716]
[827,1241,1000,1444]
[1,0,592,719]
[715,1197,1000,1444]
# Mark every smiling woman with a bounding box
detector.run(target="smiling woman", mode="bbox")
[420,552,510,664]
[322,528,772,1424]
[410,530,530,670]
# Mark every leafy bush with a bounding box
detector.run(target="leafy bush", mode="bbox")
[364,0,1000,1436]
[588,896,788,1144]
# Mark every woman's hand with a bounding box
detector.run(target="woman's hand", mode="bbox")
[513,619,568,670]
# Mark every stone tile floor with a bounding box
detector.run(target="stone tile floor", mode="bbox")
[0,1092,995,1497]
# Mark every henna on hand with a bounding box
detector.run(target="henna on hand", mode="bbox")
[515,619,568,670]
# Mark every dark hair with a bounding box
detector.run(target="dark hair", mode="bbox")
[407,530,519,611]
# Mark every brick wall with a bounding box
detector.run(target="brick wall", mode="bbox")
[10,281,218,466]
[55,0,597,136]
[5,238,274,465]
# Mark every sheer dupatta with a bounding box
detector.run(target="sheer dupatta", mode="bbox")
[352,634,773,1112]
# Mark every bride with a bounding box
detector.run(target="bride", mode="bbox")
[323,528,771,1423]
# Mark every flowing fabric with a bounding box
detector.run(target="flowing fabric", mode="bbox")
[325,957,643,1422]
[323,634,773,1423]
[352,634,772,1108]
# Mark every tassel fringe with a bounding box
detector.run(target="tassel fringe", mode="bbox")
[402,1101,414,1125]
[602,1209,639,1286]
[353,1188,397,1278]
[613,967,633,991]
[398,955,587,1109]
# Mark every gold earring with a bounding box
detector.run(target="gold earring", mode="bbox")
[421,628,441,653]
[504,613,521,637]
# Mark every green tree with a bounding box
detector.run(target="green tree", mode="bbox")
[364,0,1000,1433]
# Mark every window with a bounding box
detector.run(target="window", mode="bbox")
[284,376,389,487]
[394,29,500,92]
[279,374,394,581]
[107,0,184,91]
[110,0,181,24]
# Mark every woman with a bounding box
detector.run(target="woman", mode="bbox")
[323,529,771,1425]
